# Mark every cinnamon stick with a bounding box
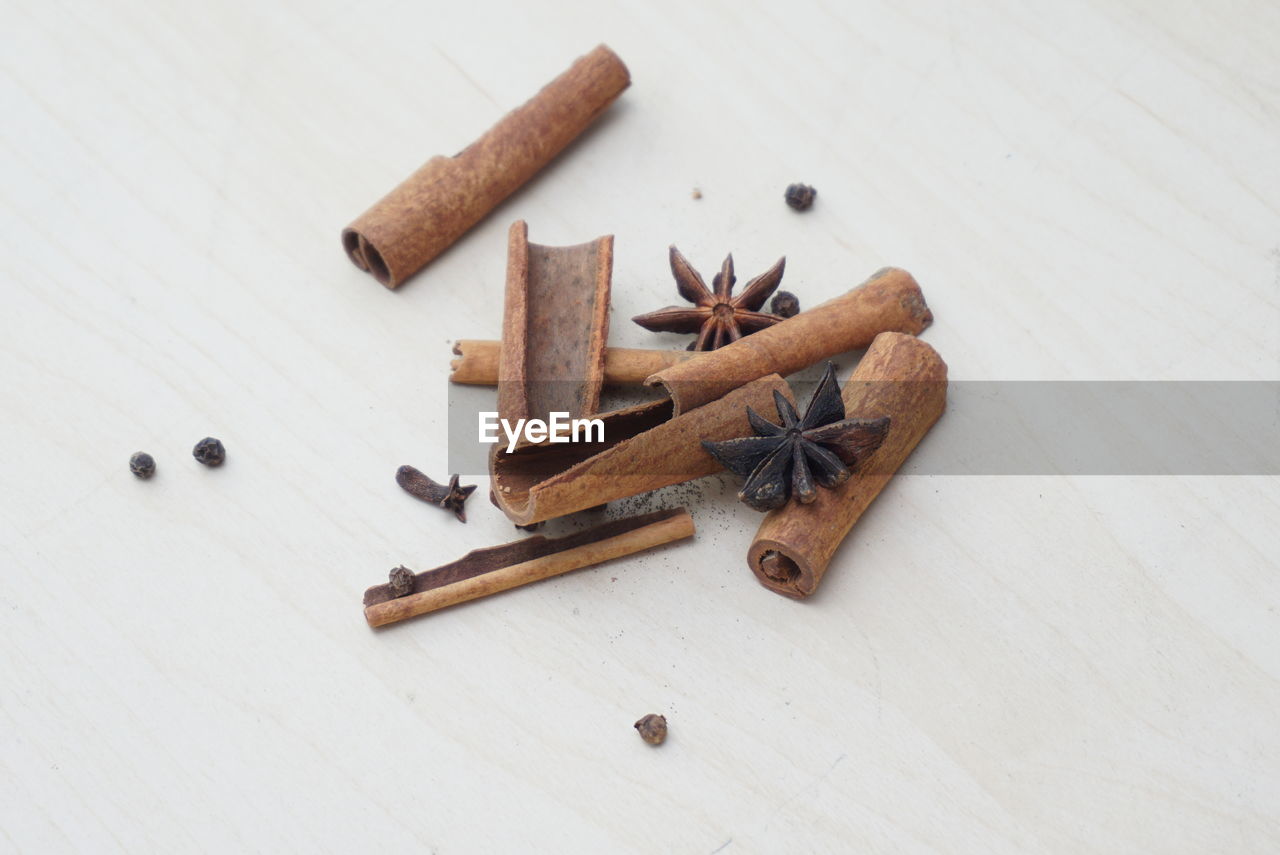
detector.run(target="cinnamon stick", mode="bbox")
[497,220,613,421]
[747,333,947,598]
[646,267,933,414]
[451,340,695,387]
[342,45,630,288]
[363,508,694,626]
[490,375,793,526]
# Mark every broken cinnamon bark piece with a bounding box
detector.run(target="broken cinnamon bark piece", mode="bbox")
[363,508,694,626]
[489,375,793,527]
[497,220,613,423]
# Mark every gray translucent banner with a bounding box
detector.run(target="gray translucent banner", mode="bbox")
[448,381,1280,476]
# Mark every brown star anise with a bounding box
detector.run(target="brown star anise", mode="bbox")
[702,363,890,511]
[632,246,788,351]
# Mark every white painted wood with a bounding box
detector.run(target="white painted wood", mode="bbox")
[2,0,1277,851]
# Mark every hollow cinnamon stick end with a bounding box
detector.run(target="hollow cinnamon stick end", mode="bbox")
[748,539,818,598]
[342,227,396,289]
[341,154,460,289]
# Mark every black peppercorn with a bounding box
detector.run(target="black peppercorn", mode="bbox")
[784,183,816,211]
[388,565,415,598]
[770,291,801,318]
[192,437,226,466]
[634,714,668,745]
[129,452,156,479]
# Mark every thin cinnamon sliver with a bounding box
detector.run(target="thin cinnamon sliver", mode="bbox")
[450,340,695,387]
[364,508,694,626]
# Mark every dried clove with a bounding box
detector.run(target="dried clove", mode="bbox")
[129,452,156,479]
[388,565,415,598]
[784,183,816,211]
[770,291,800,318]
[396,465,477,522]
[634,714,668,745]
[192,437,226,466]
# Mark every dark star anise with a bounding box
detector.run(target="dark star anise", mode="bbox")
[702,363,890,512]
[632,246,788,351]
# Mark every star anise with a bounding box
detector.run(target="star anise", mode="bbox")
[702,363,890,512]
[632,246,788,351]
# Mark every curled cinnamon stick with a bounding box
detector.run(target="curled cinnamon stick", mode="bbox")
[490,375,793,526]
[342,45,630,288]
[646,267,933,414]
[450,340,695,386]
[747,332,947,598]
[363,508,694,626]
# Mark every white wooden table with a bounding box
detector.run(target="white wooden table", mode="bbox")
[3,1,1278,851]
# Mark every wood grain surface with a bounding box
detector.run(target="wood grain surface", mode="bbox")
[2,0,1277,852]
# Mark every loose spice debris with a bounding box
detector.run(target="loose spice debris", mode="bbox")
[396,466,477,522]
[632,246,788,351]
[702,363,889,511]
[129,452,156,479]
[634,714,667,745]
[784,183,816,211]
[192,437,226,466]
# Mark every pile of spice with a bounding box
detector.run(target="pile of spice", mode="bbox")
[346,45,946,616]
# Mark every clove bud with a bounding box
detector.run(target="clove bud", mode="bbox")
[395,466,477,523]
